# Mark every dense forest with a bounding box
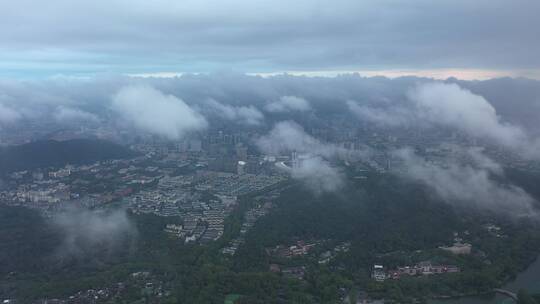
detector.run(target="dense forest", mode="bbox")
[0,139,136,173]
[233,173,540,301]
[2,171,540,303]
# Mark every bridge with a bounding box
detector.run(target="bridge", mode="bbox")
[493,288,518,302]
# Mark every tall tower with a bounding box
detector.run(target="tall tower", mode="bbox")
[237,161,246,175]
[291,151,299,169]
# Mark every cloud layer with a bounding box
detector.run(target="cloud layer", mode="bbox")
[204,99,264,125]
[0,1,539,76]
[291,155,344,195]
[265,96,311,113]
[257,121,356,194]
[0,74,537,217]
[111,85,207,139]
[54,106,99,123]
[410,83,528,149]
[392,147,537,217]
[53,208,136,257]
[256,121,341,157]
[0,102,21,125]
[349,82,540,159]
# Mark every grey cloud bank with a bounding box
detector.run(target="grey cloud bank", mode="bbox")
[291,155,344,195]
[348,100,412,127]
[54,106,100,124]
[111,85,208,140]
[256,121,346,192]
[265,96,311,113]
[256,121,336,157]
[53,207,136,258]
[349,82,540,160]
[392,147,537,217]
[0,1,539,76]
[2,73,540,144]
[0,102,21,125]
[256,121,368,193]
[255,120,368,160]
[410,83,527,149]
[203,99,264,126]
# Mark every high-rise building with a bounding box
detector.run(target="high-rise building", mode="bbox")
[237,161,246,175]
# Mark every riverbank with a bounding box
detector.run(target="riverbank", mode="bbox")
[430,256,540,304]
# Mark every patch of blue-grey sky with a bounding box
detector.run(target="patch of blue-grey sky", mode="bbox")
[0,0,539,78]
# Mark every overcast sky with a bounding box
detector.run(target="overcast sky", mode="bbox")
[1,0,539,79]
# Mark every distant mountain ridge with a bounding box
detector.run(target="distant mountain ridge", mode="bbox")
[0,139,136,173]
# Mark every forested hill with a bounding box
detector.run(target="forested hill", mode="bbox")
[0,139,136,173]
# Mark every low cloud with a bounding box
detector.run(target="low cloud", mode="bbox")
[257,121,359,193]
[256,121,339,157]
[53,207,136,258]
[410,83,529,149]
[111,85,207,140]
[291,155,344,194]
[0,102,22,125]
[392,147,537,217]
[204,99,264,125]
[54,106,99,123]
[349,82,540,159]
[265,96,311,113]
[347,100,412,127]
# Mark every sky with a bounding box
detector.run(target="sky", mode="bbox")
[1,0,539,79]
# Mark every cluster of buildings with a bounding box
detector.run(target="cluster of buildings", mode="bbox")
[222,194,277,255]
[269,264,307,280]
[18,271,171,304]
[318,242,351,264]
[129,177,235,244]
[438,231,473,255]
[484,223,505,238]
[195,171,286,197]
[0,158,148,216]
[439,242,473,255]
[267,240,320,259]
[128,171,284,246]
[369,232,472,282]
[0,133,288,249]
[370,233,471,282]
[372,261,461,282]
[163,206,229,244]
[129,188,200,217]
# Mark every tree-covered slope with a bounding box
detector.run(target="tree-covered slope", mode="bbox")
[0,139,135,173]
